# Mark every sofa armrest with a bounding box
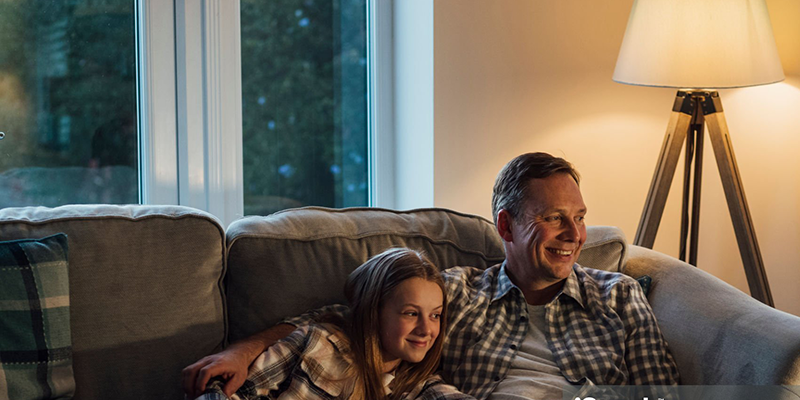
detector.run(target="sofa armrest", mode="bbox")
[624,245,800,385]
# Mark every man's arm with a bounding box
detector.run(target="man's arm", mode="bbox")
[196,326,318,400]
[182,324,295,399]
[622,280,680,385]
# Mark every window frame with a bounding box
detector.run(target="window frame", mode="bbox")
[139,0,391,226]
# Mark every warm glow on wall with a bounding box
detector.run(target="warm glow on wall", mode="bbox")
[433,0,800,315]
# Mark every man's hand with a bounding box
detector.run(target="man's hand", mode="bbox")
[182,323,297,399]
[182,348,250,399]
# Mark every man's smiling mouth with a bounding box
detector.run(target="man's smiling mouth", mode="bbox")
[547,248,573,256]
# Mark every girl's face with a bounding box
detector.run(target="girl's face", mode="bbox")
[378,277,443,372]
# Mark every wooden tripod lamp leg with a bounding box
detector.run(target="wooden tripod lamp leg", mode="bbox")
[634,91,694,248]
[702,93,774,307]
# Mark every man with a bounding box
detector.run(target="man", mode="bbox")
[183,152,679,399]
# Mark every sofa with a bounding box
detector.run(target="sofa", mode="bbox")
[0,204,798,400]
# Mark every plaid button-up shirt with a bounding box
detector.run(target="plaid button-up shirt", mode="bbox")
[440,263,679,399]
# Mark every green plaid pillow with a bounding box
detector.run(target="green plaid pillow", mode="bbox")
[0,234,74,399]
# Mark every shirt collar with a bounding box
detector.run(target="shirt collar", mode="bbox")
[559,265,585,309]
[493,262,586,309]
[493,261,517,302]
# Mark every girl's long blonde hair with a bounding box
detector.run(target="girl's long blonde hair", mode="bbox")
[340,247,447,400]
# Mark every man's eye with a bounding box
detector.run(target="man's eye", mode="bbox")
[576,216,585,222]
[544,216,561,222]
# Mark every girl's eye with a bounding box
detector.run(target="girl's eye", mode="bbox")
[403,311,418,317]
[431,313,441,320]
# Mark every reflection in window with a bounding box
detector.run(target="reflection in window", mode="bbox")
[241,0,368,215]
[0,0,138,208]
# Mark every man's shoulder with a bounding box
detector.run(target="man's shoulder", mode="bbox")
[442,264,500,284]
[575,264,639,295]
[568,266,653,330]
[440,264,501,304]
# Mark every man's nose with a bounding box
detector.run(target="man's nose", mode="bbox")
[561,219,582,242]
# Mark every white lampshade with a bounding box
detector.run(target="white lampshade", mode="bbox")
[613,0,784,89]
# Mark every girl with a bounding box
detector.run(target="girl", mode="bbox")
[198,247,474,400]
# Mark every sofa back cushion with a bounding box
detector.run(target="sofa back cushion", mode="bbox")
[225,207,626,342]
[0,205,226,400]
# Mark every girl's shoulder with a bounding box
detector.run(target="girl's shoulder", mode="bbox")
[297,324,357,395]
[303,322,352,356]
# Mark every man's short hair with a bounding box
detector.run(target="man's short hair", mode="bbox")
[491,152,580,225]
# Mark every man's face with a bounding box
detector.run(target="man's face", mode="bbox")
[501,173,587,290]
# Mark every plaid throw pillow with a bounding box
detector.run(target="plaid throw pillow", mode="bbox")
[0,234,74,400]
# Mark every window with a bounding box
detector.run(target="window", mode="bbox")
[0,0,138,208]
[1,0,385,224]
[240,0,369,215]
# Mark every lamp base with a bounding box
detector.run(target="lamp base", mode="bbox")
[634,90,774,306]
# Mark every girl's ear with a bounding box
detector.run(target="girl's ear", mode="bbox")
[496,209,514,242]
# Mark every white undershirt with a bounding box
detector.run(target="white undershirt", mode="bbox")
[488,304,571,400]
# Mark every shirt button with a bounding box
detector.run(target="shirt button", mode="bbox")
[519,315,527,322]
[494,376,501,382]
[510,344,517,350]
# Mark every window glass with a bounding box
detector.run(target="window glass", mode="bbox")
[0,0,138,208]
[240,0,368,215]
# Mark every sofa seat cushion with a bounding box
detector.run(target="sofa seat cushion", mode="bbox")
[0,205,226,400]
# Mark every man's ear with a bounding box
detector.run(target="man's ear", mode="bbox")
[496,209,514,243]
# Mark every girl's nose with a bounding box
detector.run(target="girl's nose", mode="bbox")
[413,316,435,337]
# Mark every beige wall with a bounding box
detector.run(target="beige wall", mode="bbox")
[432,0,800,315]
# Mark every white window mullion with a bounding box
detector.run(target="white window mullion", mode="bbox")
[368,0,395,209]
[207,0,243,226]
[176,0,207,211]
[137,0,179,205]
[175,0,243,227]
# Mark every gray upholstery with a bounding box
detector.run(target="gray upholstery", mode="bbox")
[225,207,626,342]
[575,225,628,273]
[0,205,226,400]
[225,207,505,342]
[625,245,800,385]
[0,203,797,399]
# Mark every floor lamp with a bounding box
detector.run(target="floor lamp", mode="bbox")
[613,0,785,306]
